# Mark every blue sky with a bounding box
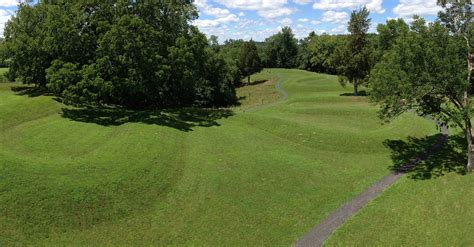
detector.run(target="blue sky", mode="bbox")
[0,0,442,40]
[193,0,442,41]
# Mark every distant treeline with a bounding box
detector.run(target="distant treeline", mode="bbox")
[1,0,469,115]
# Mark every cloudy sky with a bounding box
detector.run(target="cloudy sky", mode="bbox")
[0,0,17,36]
[193,0,442,41]
[0,0,442,40]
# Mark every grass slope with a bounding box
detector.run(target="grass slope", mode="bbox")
[325,131,474,246]
[0,69,436,245]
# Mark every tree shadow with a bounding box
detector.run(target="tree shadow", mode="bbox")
[385,133,467,180]
[238,80,268,88]
[339,90,367,96]
[11,86,52,97]
[233,96,246,107]
[247,79,268,86]
[61,107,234,132]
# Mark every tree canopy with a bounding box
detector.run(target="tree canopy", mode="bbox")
[369,2,474,171]
[239,40,262,84]
[263,27,298,68]
[332,7,373,96]
[4,0,236,108]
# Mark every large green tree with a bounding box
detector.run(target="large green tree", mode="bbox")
[308,33,346,74]
[239,40,262,84]
[219,39,247,86]
[333,6,372,96]
[263,27,298,68]
[4,0,236,108]
[376,18,410,52]
[370,14,474,171]
[438,0,474,170]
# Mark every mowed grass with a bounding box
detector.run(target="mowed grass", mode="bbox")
[325,131,474,246]
[0,69,436,245]
[0,68,9,83]
[234,70,281,111]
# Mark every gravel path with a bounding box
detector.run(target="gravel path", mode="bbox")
[295,123,449,247]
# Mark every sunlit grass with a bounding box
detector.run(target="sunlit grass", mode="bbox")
[0,69,436,245]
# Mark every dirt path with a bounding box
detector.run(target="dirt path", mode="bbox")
[295,123,449,247]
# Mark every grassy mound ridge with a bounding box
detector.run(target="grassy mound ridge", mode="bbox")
[0,69,435,245]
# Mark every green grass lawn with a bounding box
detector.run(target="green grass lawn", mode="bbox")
[234,70,281,111]
[325,130,474,246]
[0,69,437,245]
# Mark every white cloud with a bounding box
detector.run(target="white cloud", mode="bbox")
[393,0,441,18]
[238,12,245,16]
[193,19,220,27]
[293,0,312,4]
[215,0,295,18]
[193,0,239,28]
[311,20,322,25]
[298,18,309,22]
[330,24,347,34]
[0,0,17,7]
[0,9,14,36]
[195,0,234,18]
[193,14,239,28]
[293,26,327,39]
[215,0,288,10]
[321,10,349,24]
[257,7,296,19]
[279,17,293,26]
[313,0,385,14]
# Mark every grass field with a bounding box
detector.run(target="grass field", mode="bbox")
[0,69,437,245]
[325,131,474,246]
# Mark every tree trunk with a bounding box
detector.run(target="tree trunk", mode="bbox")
[465,35,473,171]
[248,75,250,85]
[465,117,474,172]
[354,79,358,96]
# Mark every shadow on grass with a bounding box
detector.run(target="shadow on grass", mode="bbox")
[237,80,268,88]
[61,107,234,132]
[339,90,367,96]
[11,86,52,97]
[385,133,467,180]
[247,79,268,86]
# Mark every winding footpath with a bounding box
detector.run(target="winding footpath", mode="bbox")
[247,74,449,246]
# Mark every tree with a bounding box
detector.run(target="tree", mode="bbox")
[4,0,237,108]
[377,18,409,52]
[263,27,298,68]
[369,16,473,171]
[297,31,316,71]
[437,0,474,171]
[219,39,246,86]
[239,40,262,84]
[333,6,372,96]
[308,33,346,74]
[208,35,220,52]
